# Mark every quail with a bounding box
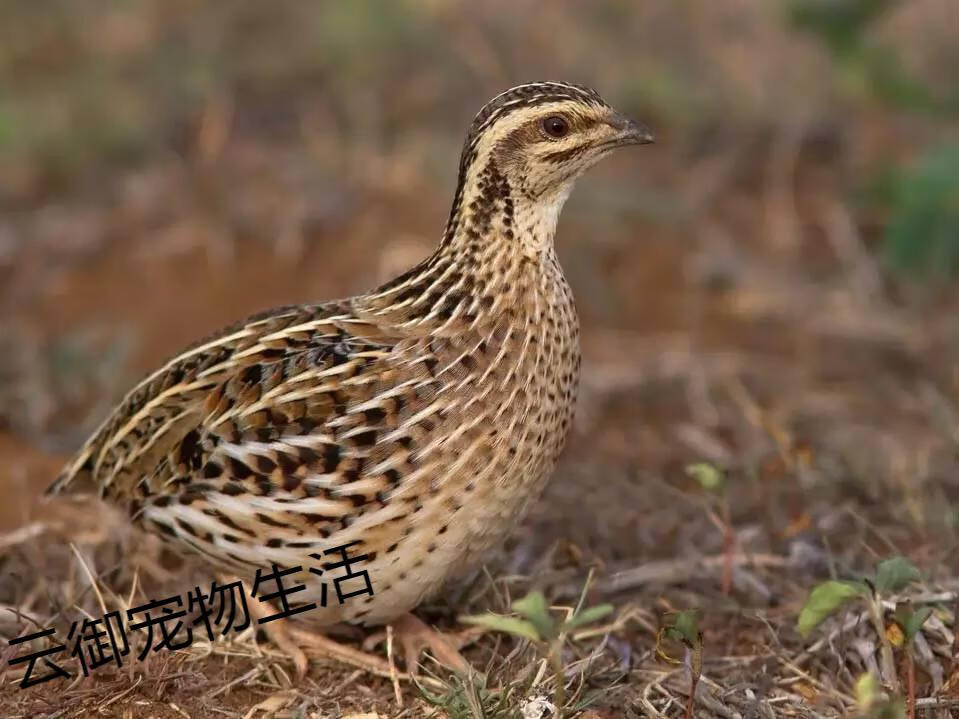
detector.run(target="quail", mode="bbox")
[48,82,653,676]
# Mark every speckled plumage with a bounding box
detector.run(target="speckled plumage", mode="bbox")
[48,82,651,630]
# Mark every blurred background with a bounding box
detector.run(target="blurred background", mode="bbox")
[3,0,959,555]
[0,1,958,711]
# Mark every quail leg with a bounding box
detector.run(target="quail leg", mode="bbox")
[363,613,483,675]
[220,575,397,679]
[288,625,399,679]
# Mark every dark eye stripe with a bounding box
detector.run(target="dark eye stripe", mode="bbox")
[542,144,591,163]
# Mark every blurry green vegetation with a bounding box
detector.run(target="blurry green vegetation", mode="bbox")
[789,0,894,55]
[789,0,959,280]
[787,0,942,112]
[882,144,959,279]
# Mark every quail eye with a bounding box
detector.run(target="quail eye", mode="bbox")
[542,115,569,139]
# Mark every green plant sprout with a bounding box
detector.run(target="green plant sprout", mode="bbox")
[460,590,613,716]
[798,556,934,716]
[657,609,704,719]
[797,556,922,637]
[686,462,735,595]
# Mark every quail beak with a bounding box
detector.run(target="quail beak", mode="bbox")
[606,112,655,146]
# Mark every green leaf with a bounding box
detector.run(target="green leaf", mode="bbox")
[665,609,703,645]
[511,591,556,639]
[459,613,542,642]
[797,581,867,638]
[562,603,614,632]
[685,462,724,492]
[906,606,933,639]
[894,604,933,642]
[874,556,921,594]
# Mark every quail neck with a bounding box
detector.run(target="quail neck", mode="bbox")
[362,81,652,331]
[48,82,652,631]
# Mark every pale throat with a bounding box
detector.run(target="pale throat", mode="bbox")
[513,182,574,256]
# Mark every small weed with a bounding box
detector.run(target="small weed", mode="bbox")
[686,462,736,595]
[797,556,923,638]
[458,589,613,717]
[656,609,704,719]
[798,555,935,714]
